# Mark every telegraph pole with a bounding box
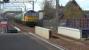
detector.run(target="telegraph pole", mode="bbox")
[29,1,33,10]
[32,1,34,11]
[55,0,59,32]
[29,0,37,11]
[56,0,59,20]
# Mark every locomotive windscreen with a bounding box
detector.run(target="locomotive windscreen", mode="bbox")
[24,10,38,17]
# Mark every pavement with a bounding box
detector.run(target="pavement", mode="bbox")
[0,33,60,50]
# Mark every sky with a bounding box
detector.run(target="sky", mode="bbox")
[1,0,89,11]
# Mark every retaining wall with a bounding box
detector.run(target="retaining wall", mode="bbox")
[35,26,50,39]
[58,27,81,39]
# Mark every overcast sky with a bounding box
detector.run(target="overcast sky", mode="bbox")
[2,0,89,11]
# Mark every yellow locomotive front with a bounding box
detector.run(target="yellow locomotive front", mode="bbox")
[24,10,38,26]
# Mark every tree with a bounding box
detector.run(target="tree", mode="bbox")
[43,0,55,19]
[64,0,84,19]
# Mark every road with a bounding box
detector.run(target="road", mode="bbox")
[0,33,60,50]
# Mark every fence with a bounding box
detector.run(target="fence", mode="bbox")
[61,17,89,30]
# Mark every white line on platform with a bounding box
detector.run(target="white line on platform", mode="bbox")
[14,26,21,31]
[29,32,66,50]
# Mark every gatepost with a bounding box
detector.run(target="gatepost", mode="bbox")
[0,21,8,33]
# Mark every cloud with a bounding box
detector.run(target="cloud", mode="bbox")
[77,0,86,2]
[60,0,69,6]
[76,0,89,10]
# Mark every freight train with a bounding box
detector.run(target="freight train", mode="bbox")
[15,10,39,27]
